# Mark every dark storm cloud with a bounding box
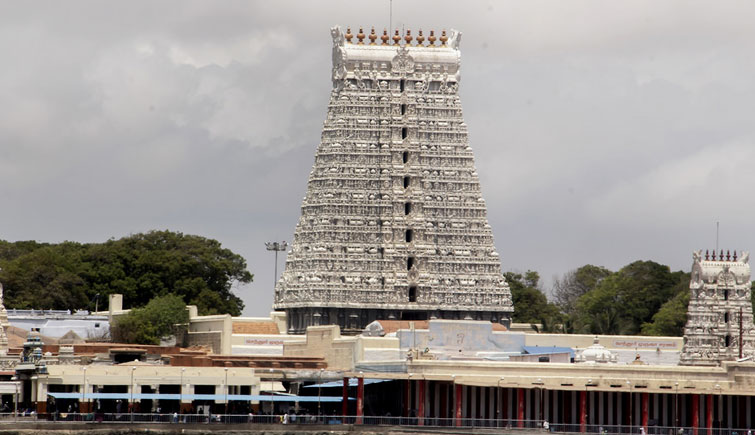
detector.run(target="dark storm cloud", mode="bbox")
[1,1,754,314]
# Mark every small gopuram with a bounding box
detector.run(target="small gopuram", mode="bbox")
[680,249,755,365]
[273,27,513,334]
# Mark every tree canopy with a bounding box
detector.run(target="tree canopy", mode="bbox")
[0,231,253,316]
[568,261,688,335]
[110,293,190,344]
[507,270,564,330]
[552,265,611,315]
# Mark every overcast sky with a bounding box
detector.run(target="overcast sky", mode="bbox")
[2,1,754,316]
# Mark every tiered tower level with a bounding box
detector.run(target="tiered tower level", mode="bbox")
[680,250,755,366]
[273,27,513,334]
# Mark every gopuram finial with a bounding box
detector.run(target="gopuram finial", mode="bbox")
[357,27,365,44]
[428,30,436,46]
[404,29,413,45]
[381,29,389,45]
[440,29,448,46]
[416,29,425,46]
[392,29,401,45]
[369,27,377,45]
[345,27,353,43]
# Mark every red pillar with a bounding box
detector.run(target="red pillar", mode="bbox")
[692,395,699,435]
[356,377,364,424]
[418,380,426,426]
[455,384,462,427]
[706,394,713,432]
[641,393,649,430]
[342,377,348,417]
[579,390,587,433]
[517,388,525,428]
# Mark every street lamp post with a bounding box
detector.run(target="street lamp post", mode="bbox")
[715,383,722,429]
[180,368,186,415]
[318,368,324,418]
[537,378,544,427]
[83,367,88,415]
[674,382,679,432]
[268,369,274,420]
[130,366,136,421]
[265,241,288,289]
[627,381,632,434]
[497,377,504,427]
[11,376,17,422]
[224,368,229,420]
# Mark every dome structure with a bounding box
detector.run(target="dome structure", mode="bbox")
[575,336,617,364]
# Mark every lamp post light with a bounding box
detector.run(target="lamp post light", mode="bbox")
[130,366,136,421]
[224,368,229,419]
[11,376,17,422]
[318,368,324,417]
[265,241,288,289]
[627,381,632,434]
[268,369,274,419]
[674,382,679,432]
[715,383,722,426]
[497,377,504,427]
[82,367,88,415]
[537,378,544,426]
[180,368,186,415]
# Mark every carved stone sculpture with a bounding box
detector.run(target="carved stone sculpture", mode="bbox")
[273,27,514,334]
[680,250,755,365]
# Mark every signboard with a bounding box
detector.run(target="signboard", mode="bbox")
[611,339,679,349]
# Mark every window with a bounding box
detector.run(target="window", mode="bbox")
[405,229,413,242]
[404,203,412,215]
[401,104,407,115]
[403,176,410,188]
[725,312,730,323]
[725,335,732,347]
[400,79,405,92]
[724,289,729,301]
[409,286,417,302]
[402,127,408,139]
[402,151,409,163]
[407,257,415,270]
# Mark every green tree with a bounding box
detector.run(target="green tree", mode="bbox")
[573,261,684,335]
[0,231,253,315]
[641,278,690,336]
[552,265,611,315]
[506,270,563,329]
[110,294,190,344]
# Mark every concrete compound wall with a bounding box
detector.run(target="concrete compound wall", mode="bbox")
[397,320,525,360]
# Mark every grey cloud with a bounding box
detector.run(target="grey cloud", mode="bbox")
[1,1,754,314]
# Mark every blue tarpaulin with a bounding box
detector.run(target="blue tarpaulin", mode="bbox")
[522,345,575,359]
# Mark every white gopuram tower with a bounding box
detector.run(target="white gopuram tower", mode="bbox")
[680,250,755,366]
[273,27,513,334]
